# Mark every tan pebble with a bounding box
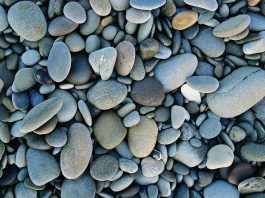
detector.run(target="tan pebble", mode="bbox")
[248,0,261,6]
[172,10,198,30]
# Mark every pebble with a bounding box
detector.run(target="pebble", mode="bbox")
[172,10,198,30]
[65,32,85,52]
[130,55,145,81]
[89,47,117,80]
[12,92,29,110]
[199,118,222,139]
[78,100,92,126]
[90,155,119,181]
[139,38,160,60]
[171,105,186,129]
[116,141,134,159]
[241,143,265,162]
[45,127,67,147]
[184,0,218,11]
[102,25,117,40]
[243,31,265,55]
[248,12,265,31]
[49,89,77,122]
[158,128,180,145]
[26,148,60,186]
[119,158,138,173]
[123,111,140,127]
[186,75,219,93]
[204,180,240,198]
[130,0,166,10]
[15,182,37,198]
[20,98,63,133]
[206,144,234,169]
[48,16,78,36]
[110,175,134,192]
[181,84,201,104]
[141,157,165,177]
[21,50,40,66]
[131,77,165,106]
[157,177,171,197]
[154,53,198,92]
[7,1,47,41]
[110,0,129,11]
[61,174,96,198]
[191,28,225,58]
[93,111,127,149]
[228,163,254,185]
[213,15,251,37]
[90,0,112,16]
[63,2,86,24]
[229,126,246,142]
[0,121,10,143]
[128,116,158,158]
[85,35,100,53]
[48,42,71,82]
[126,8,151,24]
[207,67,265,118]
[60,123,93,179]
[238,177,265,194]
[115,41,135,76]
[0,6,8,31]
[87,80,127,110]
[80,9,100,35]
[173,141,207,167]
[13,68,36,92]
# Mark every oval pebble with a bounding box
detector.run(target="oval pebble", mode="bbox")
[15,182,37,198]
[238,177,265,194]
[48,42,71,82]
[20,98,63,133]
[130,0,166,10]
[21,50,40,66]
[93,111,127,149]
[184,0,218,11]
[158,128,180,145]
[63,2,86,24]
[45,127,67,148]
[90,155,119,181]
[0,6,8,31]
[126,8,151,24]
[186,75,219,93]
[87,80,127,110]
[207,67,265,118]
[78,100,92,126]
[141,157,165,177]
[171,105,186,129]
[123,111,140,127]
[7,1,47,41]
[110,0,129,11]
[90,0,111,16]
[241,143,265,162]
[172,10,198,30]
[119,158,138,173]
[60,123,93,179]
[48,16,78,36]
[110,175,134,192]
[128,116,158,158]
[13,68,36,92]
[199,118,222,139]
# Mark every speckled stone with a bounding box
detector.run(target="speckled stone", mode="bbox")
[63,2,86,24]
[141,157,165,177]
[90,0,112,16]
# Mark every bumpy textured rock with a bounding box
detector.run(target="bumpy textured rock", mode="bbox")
[93,111,127,149]
[87,80,127,110]
[238,177,265,194]
[7,1,47,41]
[154,54,198,92]
[60,123,93,179]
[207,67,265,118]
[128,116,158,158]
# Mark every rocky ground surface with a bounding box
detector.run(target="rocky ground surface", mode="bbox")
[0,0,265,197]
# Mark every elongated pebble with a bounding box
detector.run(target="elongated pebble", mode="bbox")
[171,105,186,129]
[78,100,92,126]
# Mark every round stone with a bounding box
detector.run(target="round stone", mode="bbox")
[141,157,165,177]
[60,123,93,179]
[199,118,222,139]
[126,8,151,24]
[172,10,198,30]
[186,75,219,93]
[63,2,86,24]
[21,50,40,66]
[90,155,119,181]
[13,68,36,92]
[158,128,181,145]
[204,180,240,198]
[89,47,117,80]
[184,0,218,11]
[85,34,100,53]
[61,173,96,198]
[154,53,198,92]
[48,16,78,36]
[123,111,140,127]
[110,175,134,192]
[26,148,60,186]
[131,77,165,106]
[130,0,166,10]
[65,32,85,52]
[45,127,67,147]
[207,67,265,118]
[229,126,246,142]
[90,0,111,16]
[139,38,160,60]
[241,143,265,162]
[171,105,186,129]
[128,116,158,158]
[87,80,127,110]
[48,42,71,82]
[93,111,127,149]
[213,14,251,37]
[20,98,63,133]
[110,0,129,11]
[119,158,138,173]
[115,41,135,76]
[49,89,77,123]
[7,1,47,41]
[12,92,29,110]
[0,5,8,31]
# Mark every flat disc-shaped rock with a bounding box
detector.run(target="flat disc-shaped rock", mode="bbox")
[131,77,165,106]
[20,98,63,133]
[26,148,60,186]
[154,53,198,92]
[89,47,117,80]
[130,0,166,10]
[93,111,127,149]
[60,123,93,179]
[7,1,47,41]
[207,67,265,118]
[128,116,158,158]
[61,173,96,198]
[115,41,135,76]
[213,14,251,38]
[90,155,119,181]
[87,80,127,110]
[48,42,71,82]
